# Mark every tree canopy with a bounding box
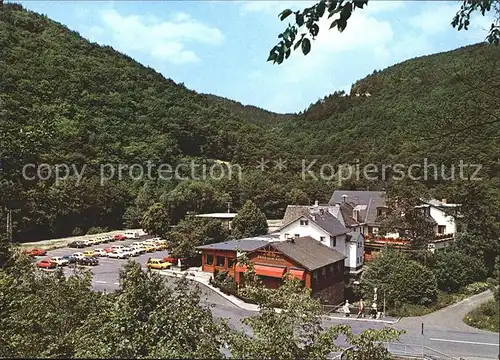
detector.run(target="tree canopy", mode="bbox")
[232,200,269,239]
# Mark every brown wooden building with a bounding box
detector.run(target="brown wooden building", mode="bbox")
[198,238,271,277]
[198,236,346,305]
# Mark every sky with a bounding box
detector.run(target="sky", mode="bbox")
[15,0,496,113]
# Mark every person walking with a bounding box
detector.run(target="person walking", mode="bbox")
[343,300,351,317]
[370,302,378,319]
[357,298,365,318]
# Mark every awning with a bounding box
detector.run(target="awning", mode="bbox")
[254,265,286,278]
[288,269,305,281]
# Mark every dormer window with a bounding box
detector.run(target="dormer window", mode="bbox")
[300,219,309,226]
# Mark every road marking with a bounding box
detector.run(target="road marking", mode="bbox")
[95,280,107,284]
[429,338,499,347]
[114,282,120,285]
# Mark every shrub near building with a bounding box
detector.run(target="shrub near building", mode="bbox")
[360,249,438,310]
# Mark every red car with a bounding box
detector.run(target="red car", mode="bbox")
[104,247,114,253]
[114,234,127,241]
[36,259,57,269]
[163,256,183,264]
[26,248,47,257]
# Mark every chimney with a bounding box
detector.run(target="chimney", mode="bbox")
[314,200,319,207]
[341,194,347,203]
[441,199,447,204]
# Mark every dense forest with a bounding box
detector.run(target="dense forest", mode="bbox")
[0,3,499,242]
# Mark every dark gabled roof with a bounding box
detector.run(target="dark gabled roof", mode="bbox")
[338,202,361,227]
[197,239,269,252]
[270,236,346,271]
[329,190,387,225]
[280,211,349,237]
[282,204,331,225]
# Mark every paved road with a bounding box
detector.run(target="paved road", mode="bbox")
[36,239,499,359]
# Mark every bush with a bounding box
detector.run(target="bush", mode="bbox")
[361,249,438,307]
[72,227,84,236]
[210,270,238,296]
[463,282,490,296]
[86,226,109,235]
[431,250,488,293]
[464,299,499,332]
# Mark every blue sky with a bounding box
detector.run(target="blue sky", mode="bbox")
[16,1,495,113]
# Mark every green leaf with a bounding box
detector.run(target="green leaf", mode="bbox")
[301,37,311,56]
[296,13,304,27]
[316,1,326,17]
[279,9,293,21]
[329,19,338,29]
[310,23,320,37]
[293,38,303,50]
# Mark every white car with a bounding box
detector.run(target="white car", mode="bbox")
[124,247,141,257]
[93,249,108,257]
[51,256,69,266]
[108,250,129,259]
[129,244,146,254]
[73,252,85,259]
[110,245,126,252]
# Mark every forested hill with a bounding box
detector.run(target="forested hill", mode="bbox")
[0,3,283,169]
[1,3,499,242]
[282,43,500,167]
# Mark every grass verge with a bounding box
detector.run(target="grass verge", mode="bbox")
[464,299,499,332]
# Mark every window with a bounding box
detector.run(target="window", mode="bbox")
[330,236,337,247]
[284,233,289,239]
[206,255,214,265]
[295,234,300,238]
[300,219,309,226]
[228,258,236,268]
[320,236,326,242]
[216,256,225,267]
[321,267,326,276]
[438,225,446,234]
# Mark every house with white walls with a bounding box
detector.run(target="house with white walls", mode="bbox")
[279,201,364,274]
[328,191,460,239]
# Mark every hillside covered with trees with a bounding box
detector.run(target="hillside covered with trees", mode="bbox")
[1,3,499,245]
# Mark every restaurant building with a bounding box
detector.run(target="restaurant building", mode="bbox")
[198,236,346,305]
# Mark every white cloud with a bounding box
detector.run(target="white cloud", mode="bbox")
[279,10,395,83]
[240,1,316,15]
[91,9,224,65]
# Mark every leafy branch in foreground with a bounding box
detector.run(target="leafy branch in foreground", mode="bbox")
[268,0,500,64]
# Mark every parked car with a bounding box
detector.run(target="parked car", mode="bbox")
[124,231,140,239]
[163,256,183,265]
[140,243,156,253]
[26,248,47,257]
[114,234,127,241]
[36,259,57,269]
[68,241,86,249]
[62,255,76,264]
[146,258,172,270]
[110,245,126,252]
[76,256,99,266]
[83,250,96,257]
[73,252,85,260]
[108,250,129,259]
[124,247,141,257]
[51,256,70,266]
[93,249,108,257]
[129,245,146,255]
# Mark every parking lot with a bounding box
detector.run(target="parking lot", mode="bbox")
[31,236,171,292]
